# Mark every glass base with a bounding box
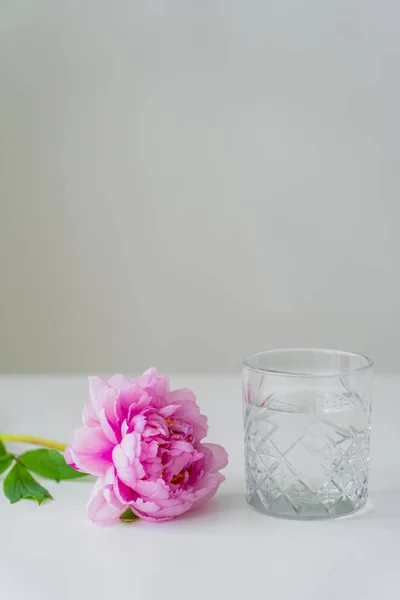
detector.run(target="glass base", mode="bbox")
[247,489,368,519]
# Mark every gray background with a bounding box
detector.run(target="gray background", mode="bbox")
[1,0,399,374]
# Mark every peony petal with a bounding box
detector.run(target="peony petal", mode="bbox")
[147,441,158,458]
[112,446,138,488]
[103,488,124,513]
[142,367,160,378]
[130,414,147,434]
[108,374,130,390]
[82,404,99,427]
[121,432,141,460]
[98,409,118,444]
[181,471,225,509]
[121,419,129,437]
[159,404,178,419]
[89,376,118,427]
[87,477,124,525]
[112,433,145,488]
[114,477,136,504]
[201,443,229,473]
[130,498,161,515]
[135,479,170,500]
[63,446,81,472]
[88,376,109,412]
[66,427,113,476]
[100,387,119,428]
[165,454,192,478]
[131,513,172,523]
[104,465,117,487]
[152,501,193,518]
[114,479,161,516]
[103,467,126,512]
[142,412,169,438]
[190,472,225,509]
[166,394,208,440]
[116,386,153,424]
[135,499,193,521]
[169,440,196,454]
[141,368,169,397]
[167,388,197,405]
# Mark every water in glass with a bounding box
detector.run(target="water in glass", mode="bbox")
[244,386,371,518]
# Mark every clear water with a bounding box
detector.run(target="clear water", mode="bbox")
[244,388,371,518]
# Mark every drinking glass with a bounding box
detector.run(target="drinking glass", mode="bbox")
[243,349,373,518]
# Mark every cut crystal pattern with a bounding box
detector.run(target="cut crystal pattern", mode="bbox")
[244,396,371,518]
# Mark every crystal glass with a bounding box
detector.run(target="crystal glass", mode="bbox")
[243,349,373,519]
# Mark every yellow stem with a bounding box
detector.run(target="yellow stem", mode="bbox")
[0,434,67,452]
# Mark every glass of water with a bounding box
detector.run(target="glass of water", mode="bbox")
[243,349,373,519]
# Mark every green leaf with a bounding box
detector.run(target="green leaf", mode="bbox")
[119,508,139,523]
[4,462,52,504]
[0,454,14,475]
[0,439,7,456]
[19,449,88,482]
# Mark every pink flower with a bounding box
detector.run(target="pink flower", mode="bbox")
[65,369,228,525]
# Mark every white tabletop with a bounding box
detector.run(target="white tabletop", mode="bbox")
[1,374,399,600]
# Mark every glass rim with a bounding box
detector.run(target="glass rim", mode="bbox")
[242,348,374,378]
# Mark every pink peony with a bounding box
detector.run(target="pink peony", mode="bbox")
[65,369,228,524]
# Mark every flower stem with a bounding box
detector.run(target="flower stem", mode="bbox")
[0,434,67,452]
